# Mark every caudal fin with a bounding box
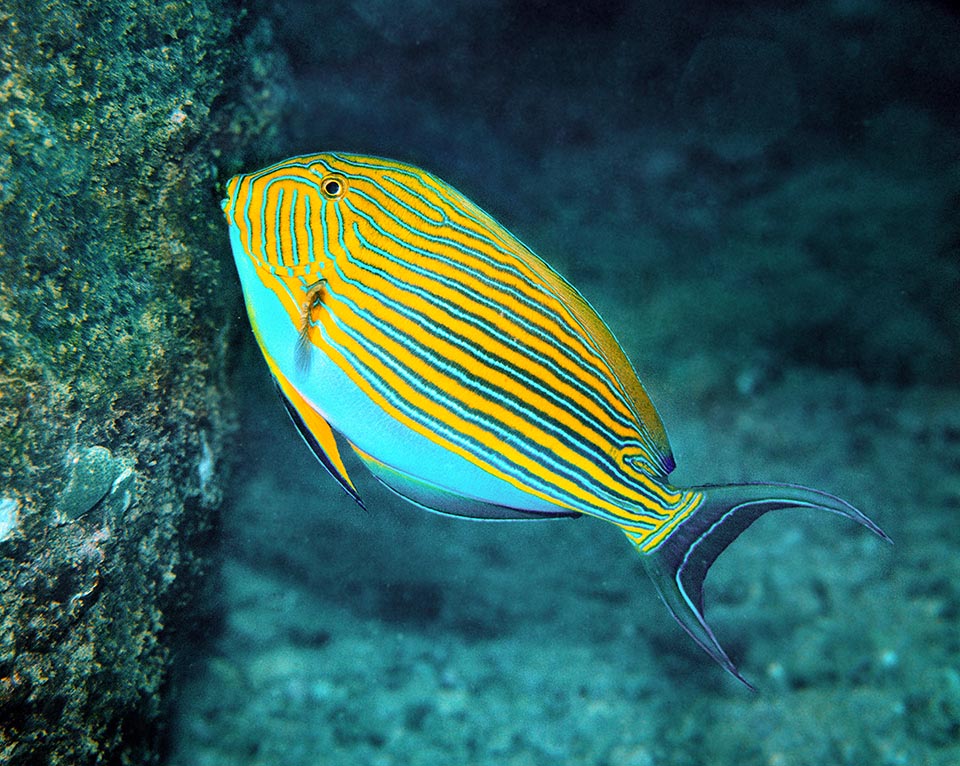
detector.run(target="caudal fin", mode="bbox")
[639,483,891,689]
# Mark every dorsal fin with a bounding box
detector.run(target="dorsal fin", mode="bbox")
[524,261,675,474]
[449,195,675,476]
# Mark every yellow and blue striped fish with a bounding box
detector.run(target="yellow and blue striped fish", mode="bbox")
[222,152,890,686]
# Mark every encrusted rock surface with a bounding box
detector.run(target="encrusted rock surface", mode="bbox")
[0,2,288,763]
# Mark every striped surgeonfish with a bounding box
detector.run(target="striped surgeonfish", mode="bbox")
[222,152,890,687]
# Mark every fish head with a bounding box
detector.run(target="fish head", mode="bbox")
[221,154,356,277]
[221,152,461,282]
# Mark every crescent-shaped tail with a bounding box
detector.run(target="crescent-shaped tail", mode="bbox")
[636,482,891,689]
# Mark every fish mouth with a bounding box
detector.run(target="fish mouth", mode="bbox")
[221,174,244,218]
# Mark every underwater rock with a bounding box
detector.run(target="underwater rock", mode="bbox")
[377,581,445,626]
[0,1,289,764]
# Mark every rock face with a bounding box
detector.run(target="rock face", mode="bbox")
[0,2,287,763]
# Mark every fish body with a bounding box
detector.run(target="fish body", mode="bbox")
[223,152,889,686]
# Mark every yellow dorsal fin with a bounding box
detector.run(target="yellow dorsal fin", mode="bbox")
[484,215,675,475]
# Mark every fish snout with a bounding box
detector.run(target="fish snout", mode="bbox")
[221,174,244,221]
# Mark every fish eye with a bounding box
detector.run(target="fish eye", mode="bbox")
[321,176,346,199]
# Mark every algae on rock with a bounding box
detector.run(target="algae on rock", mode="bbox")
[0,1,289,763]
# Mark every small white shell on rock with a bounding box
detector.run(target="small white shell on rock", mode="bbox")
[0,497,19,542]
[197,432,214,496]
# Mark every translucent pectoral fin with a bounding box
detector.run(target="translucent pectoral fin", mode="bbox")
[636,482,890,688]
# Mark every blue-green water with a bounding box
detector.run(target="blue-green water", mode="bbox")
[2,1,956,764]
[165,3,958,764]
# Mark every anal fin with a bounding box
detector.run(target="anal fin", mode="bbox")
[352,445,579,521]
